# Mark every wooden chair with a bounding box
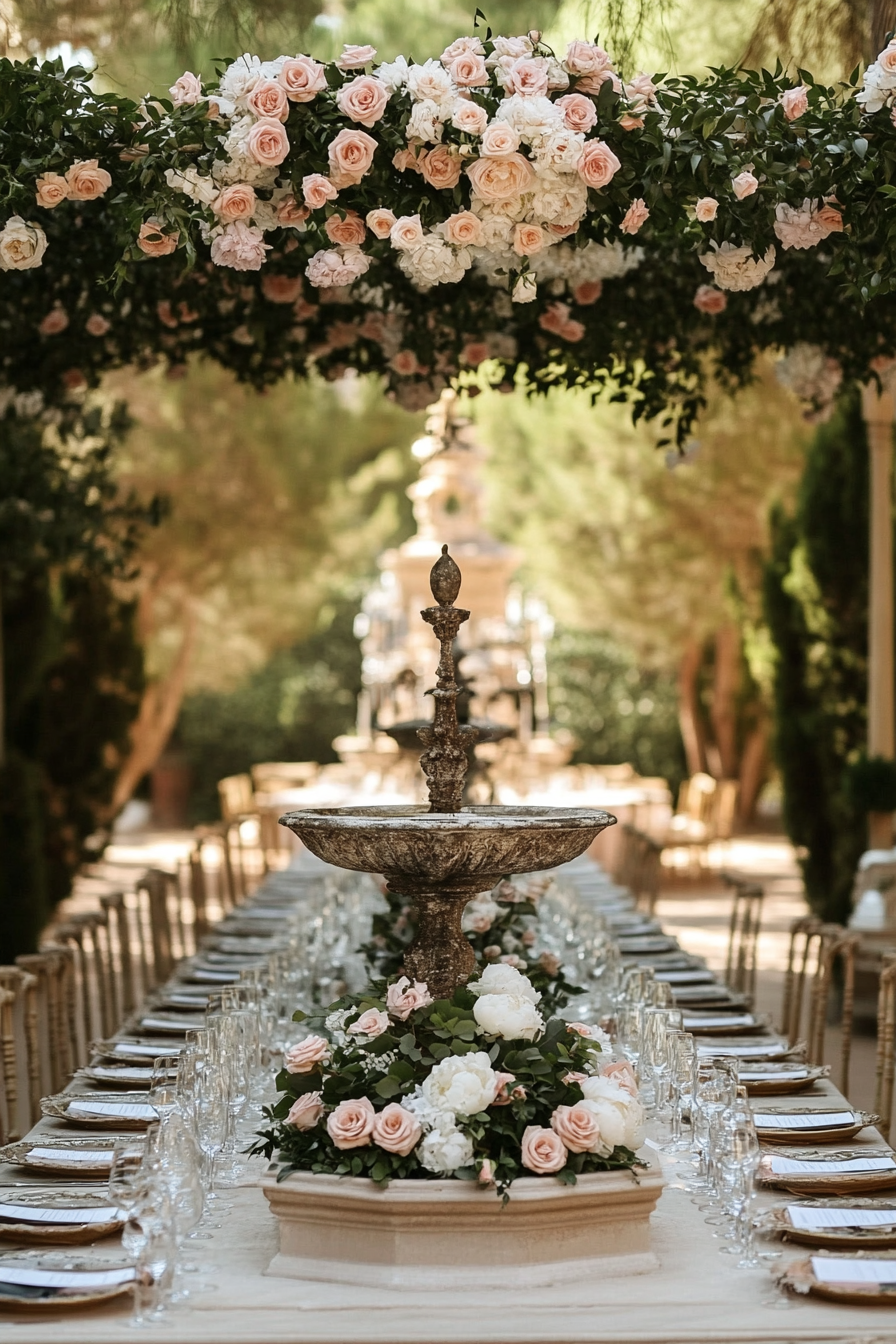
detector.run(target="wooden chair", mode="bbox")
[0,967,39,1139]
[618,825,663,913]
[875,952,896,1141]
[16,947,78,1093]
[781,915,823,1045]
[806,925,859,1095]
[99,890,137,1019]
[135,869,176,987]
[217,772,255,824]
[722,874,764,1000]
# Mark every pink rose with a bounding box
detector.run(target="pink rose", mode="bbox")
[491,1072,518,1106]
[419,145,462,189]
[578,70,620,95]
[371,1103,421,1156]
[564,39,612,77]
[880,41,896,74]
[169,71,202,106]
[392,147,421,173]
[326,1096,375,1149]
[461,340,489,365]
[85,313,110,336]
[452,102,489,136]
[441,36,484,65]
[39,306,68,336]
[285,1034,330,1073]
[620,197,649,235]
[817,204,843,232]
[520,1124,567,1174]
[732,171,758,200]
[619,114,644,131]
[35,173,68,208]
[390,214,425,250]
[566,1021,596,1037]
[366,207,396,238]
[513,222,546,256]
[550,1103,604,1154]
[348,1007,390,1037]
[780,84,808,121]
[248,79,289,122]
[562,1070,588,1085]
[302,173,338,209]
[262,273,303,303]
[325,210,367,246]
[480,121,521,157]
[247,118,290,166]
[390,349,422,376]
[449,52,488,87]
[538,950,562,975]
[505,56,550,98]
[601,1060,639,1098]
[66,159,112,201]
[467,152,535,202]
[279,56,327,102]
[478,1158,495,1185]
[578,139,621,189]
[693,284,727,314]
[336,75,389,127]
[286,1091,324,1129]
[213,183,256,222]
[337,43,377,69]
[695,196,718,222]
[210,221,270,271]
[327,127,378,186]
[137,220,178,256]
[555,93,597,133]
[624,72,657,111]
[443,210,482,246]
[539,302,584,341]
[385,975,432,1017]
[277,194,309,225]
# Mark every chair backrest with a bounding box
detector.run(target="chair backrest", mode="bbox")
[136,868,176,985]
[875,953,896,1141]
[713,780,740,841]
[15,947,78,1093]
[0,967,39,1138]
[723,875,764,999]
[806,925,858,1094]
[621,825,663,914]
[99,890,136,1018]
[46,922,95,1067]
[781,915,823,1045]
[217,773,255,823]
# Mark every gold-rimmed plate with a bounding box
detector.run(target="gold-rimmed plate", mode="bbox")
[757,1148,896,1196]
[763,1199,896,1249]
[0,1191,122,1245]
[778,1250,896,1304]
[0,1136,139,1176]
[0,1251,134,1310]
[740,1063,829,1096]
[752,1108,877,1144]
[40,1091,157,1129]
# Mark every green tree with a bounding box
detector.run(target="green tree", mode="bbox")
[762,392,870,922]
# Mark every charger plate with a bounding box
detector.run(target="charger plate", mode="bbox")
[76,1064,176,1089]
[0,1251,133,1311]
[741,1064,828,1096]
[0,1191,122,1245]
[778,1250,896,1304]
[764,1199,896,1249]
[40,1091,156,1130]
[90,1038,183,1063]
[752,1108,877,1144]
[0,1136,137,1175]
[757,1149,896,1196]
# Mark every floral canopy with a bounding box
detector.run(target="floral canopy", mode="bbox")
[4,30,896,442]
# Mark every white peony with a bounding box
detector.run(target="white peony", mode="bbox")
[0,217,48,271]
[398,236,471,288]
[469,962,541,1003]
[418,1113,474,1173]
[376,55,411,92]
[473,993,545,1041]
[495,94,564,146]
[538,128,585,172]
[530,173,587,226]
[421,1051,499,1115]
[218,54,265,107]
[407,99,444,143]
[699,241,776,292]
[407,58,455,112]
[579,1075,645,1149]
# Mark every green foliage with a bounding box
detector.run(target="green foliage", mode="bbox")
[762,391,870,922]
[844,754,896,814]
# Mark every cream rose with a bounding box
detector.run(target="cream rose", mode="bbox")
[421,1051,499,1115]
[372,1103,421,1155]
[386,974,432,1016]
[442,210,483,246]
[538,949,563,974]
[732,171,758,200]
[467,152,535,202]
[419,145,462,189]
[284,1034,330,1073]
[480,121,521,157]
[247,79,289,122]
[550,1102,609,1154]
[326,1096,375,1149]
[35,173,68,208]
[780,84,808,121]
[520,1125,567,1174]
[389,214,426,251]
[473,993,544,1040]
[65,160,112,201]
[276,194,309,225]
[348,1007,389,1037]
[279,55,327,102]
[325,210,367,246]
[512,222,546,256]
[620,198,649,234]
[302,173,338,209]
[286,1091,324,1129]
[577,139,621,189]
[695,196,718,222]
[336,75,389,127]
[213,183,256,222]
[169,71,202,106]
[338,43,377,69]
[452,101,489,135]
[449,52,488,87]
[441,35,484,64]
[619,113,644,130]
[555,92,597,133]
[247,118,290,166]
[505,56,550,98]
[564,39,612,76]
[513,274,537,302]
[366,207,397,238]
[327,128,378,186]
[136,219,177,258]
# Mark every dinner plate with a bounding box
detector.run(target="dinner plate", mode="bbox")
[778,1250,896,1303]
[765,1199,896,1249]
[0,1136,138,1175]
[91,1038,184,1063]
[133,1012,201,1035]
[76,1064,175,1089]
[41,1091,158,1129]
[740,1063,828,1096]
[0,1191,122,1245]
[681,1013,763,1035]
[757,1149,896,1195]
[0,1250,134,1310]
[752,1108,876,1144]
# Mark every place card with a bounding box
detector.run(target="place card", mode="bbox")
[25,1148,113,1165]
[66,1101,157,1121]
[740,1068,810,1081]
[0,1265,134,1289]
[810,1257,896,1285]
[789,1206,896,1230]
[0,1203,121,1225]
[684,1014,755,1029]
[754,1111,856,1130]
[770,1156,896,1175]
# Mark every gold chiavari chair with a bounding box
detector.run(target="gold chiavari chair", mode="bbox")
[0,967,40,1138]
[806,925,859,1096]
[99,890,137,1019]
[875,953,896,1142]
[135,868,176,989]
[781,915,823,1045]
[47,922,97,1069]
[15,947,77,1094]
[0,987,17,1143]
[722,874,764,1001]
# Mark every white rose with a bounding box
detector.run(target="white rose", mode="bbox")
[419,1115,474,1173]
[398,236,471,288]
[0,217,48,271]
[407,98,443,143]
[580,1075,645,1149]
[461,897,503,933]
[375,55,410,92]
[407,58,455,112]
[473,993,544,1041]
[495,93,564,145]
[421,1051,499,1115]
[469,962,541,1003]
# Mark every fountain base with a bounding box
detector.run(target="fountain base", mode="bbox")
[262,1151,664,1288]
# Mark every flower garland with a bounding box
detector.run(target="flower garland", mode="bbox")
[253,962,644,1193]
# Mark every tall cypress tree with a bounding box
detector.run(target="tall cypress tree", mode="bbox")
[763,392,870,923]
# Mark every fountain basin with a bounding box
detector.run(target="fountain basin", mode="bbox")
[262,1151,664,1288]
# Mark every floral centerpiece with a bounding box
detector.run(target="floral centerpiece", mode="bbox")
[254,962,644,1196]
[361,875,586,1017]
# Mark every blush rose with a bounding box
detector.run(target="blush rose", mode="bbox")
[520,1125,567,1174]
[371,1103,421,1156]
[326,1096,375,1149]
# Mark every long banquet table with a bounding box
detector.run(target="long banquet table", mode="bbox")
[2,852,896,1343]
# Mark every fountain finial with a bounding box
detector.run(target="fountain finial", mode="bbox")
[417,547,479,812]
